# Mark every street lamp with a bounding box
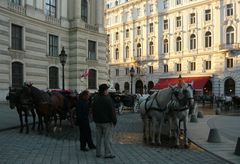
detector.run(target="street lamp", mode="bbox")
[130,66,135,94]
[59,47,67,90]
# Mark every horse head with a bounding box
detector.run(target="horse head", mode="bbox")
[180,82,194,109]
[7,87,21,109]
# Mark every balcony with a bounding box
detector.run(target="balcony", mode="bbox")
[219,43,240,50]
[8,2,25,15]
[45,16,61,25]
[85,23,98,32]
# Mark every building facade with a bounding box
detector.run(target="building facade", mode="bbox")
[0,0,107,102]
[105,0,240,96]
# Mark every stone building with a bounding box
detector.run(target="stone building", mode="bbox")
[0,0,107,102]
[105,0,240,96]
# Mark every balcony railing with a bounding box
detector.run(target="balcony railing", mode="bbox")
[85,23,98,32]
[45,16,61,25]
[219,43,240,50]
[8,2,25,15]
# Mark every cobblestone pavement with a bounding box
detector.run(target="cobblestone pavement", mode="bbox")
[0,111,232,164]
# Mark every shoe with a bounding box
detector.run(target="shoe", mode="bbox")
[80,147,88,151]
[96,155,101,158]
[104,155,115,159]
[89,145,96,149]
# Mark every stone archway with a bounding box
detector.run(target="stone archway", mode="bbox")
[115,83,120,92]
[203,80,212,96]
[124,82,130,94]
[224,78,235,96]
[148,81,154,93]
[135,80,143,94]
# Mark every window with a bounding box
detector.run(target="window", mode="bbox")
[164,19,168,30]
[107,34,110,43]
[163,39,168,53]
[163,0,169,9]
[149,23,154,33]
[137,26,141,35]
[125,68,129,75]
[125,46,129,58]
[176,63,181,72]
[226,26,234,44]
[45,0,56,17]
[190,34,196,50]
[149,66,153,74]
[227,58,233,68]
[176,16,181,27]
[205,31,212,48]
[126,29,129,38]
[136,67,140,74]
[11,24,23,50]
[190,13,195,24]
[115,0,119,6]
[116,69,119,76]
[205,61,211,70]
[137,43,142,57]
[88,40,96,60]
[190,62,196,71]
[176,0,182,5]
[205,9,211,21]
[88,69,97,89]
[12,62,23,88]
[150,4,153,12]
[81,0,88,22]
[176,37,182,52]
[137,8,140,16]
[115,15,118,23]
[115,48,119,60]
[164,64,168,73]
[11,0,21,5]
[49,66,59,89]
[227,4,233,16]
[149,42,154,55]
[115,32,119,40]
[49,34,58,56]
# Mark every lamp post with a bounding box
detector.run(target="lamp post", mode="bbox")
[59,47,67,90]
[130,66,135,94]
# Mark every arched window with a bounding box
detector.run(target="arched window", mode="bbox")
[12,62,23,88]
[115,48,119,60]
[226,26,234,44]
[124,82,130,93]
[176,37,182,52]
[149,42,154,55]
[137,43,141,57]
[125,46,129,58]
[163,39,168,53]
[81,0,88,22]
[205,31,212,48]
[224,78,235,96]
[190,34,196,50]
[115,83,120,91]
[49,66,59,89]
[88,69,97,89]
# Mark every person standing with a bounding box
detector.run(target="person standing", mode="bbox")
[76,90,96,151]
[92,84,117,158]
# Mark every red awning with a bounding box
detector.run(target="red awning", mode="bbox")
[153,76,210,90]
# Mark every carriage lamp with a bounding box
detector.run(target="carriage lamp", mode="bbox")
[130,66,135,94]
[59,47,67,90]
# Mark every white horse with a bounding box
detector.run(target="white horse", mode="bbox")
[138,87,180,145]
[166,82,194,148]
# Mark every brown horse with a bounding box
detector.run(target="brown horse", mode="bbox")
[6,87,36,134]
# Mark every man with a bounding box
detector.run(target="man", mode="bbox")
[92,84,117,158]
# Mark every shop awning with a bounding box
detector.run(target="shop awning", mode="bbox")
[153,76,210,90]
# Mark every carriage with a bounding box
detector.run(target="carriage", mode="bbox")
[109,92,138,114]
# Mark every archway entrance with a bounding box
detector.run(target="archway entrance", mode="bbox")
[115,83,120,92]
[203,80,212,95]
[124,82,130,94]
[135,80,143,94]
[148,81,154,93]
[224,78,235,96]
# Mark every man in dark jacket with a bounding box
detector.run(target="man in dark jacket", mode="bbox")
[92,84,117,158]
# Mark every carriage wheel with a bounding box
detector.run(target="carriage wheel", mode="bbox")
[118,103,124,115]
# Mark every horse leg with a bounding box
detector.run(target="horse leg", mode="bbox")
[173,117,180,147]
[31,108,36,130]
[143,117,148,142]
[150,118,156,145]
[24,110,29,134]
[44,115,50,136]
[183,118,189,148]
[156,118,163,146]
[17,108,23,133]
[53,113,58,133]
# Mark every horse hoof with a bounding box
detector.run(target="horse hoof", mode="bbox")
[184,144,190,149]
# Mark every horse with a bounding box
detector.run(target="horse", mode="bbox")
[6,87,36,134]
[22,84,70,134]
[232,96,240,110]
[166,82,194,148]
[138,86,180,145]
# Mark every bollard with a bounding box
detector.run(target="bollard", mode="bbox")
[234,137,240,156]
[190,114,198,123]
[197,111,204,118]
[207,128,221,143]
[215,108,221,115]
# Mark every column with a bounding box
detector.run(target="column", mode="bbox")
[74,0,81,19]
[96,0,104,32]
